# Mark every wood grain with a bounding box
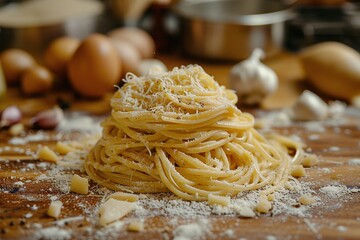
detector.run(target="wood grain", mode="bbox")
[0,52,359,239]
[0,110,359,240]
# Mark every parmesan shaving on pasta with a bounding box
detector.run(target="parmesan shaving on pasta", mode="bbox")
[85,65,307,201]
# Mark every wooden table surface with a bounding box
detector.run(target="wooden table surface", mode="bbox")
[1,52,359,240]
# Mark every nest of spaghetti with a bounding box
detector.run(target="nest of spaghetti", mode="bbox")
[85,65,307,201]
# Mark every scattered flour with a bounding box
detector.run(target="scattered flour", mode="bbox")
[9,131,58,145]
[304,122,326,132]
[173,221,209,240]
[1,107,358,239]
[308,134,320,141]
[221,229,235,238]
[320,168,332,174]
[337,226,348,232]
[319,185,351,199]
[348,158,360,166]
[60,112,102,134]
[266,235,278,240]
[94,221,126,239]
[33,226,72,240]
[132,180,317,219]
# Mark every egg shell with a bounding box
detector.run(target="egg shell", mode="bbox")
[0,48,36,85]
[21,65,54,95]
[108,27,155,59]
[68,34,121,98]
[44,37,80,76]
[110,38,141,78]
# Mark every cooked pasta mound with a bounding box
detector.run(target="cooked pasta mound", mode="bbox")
[85,65,305,201]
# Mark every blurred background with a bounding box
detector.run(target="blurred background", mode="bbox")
[1,0,360,111]
[1,0,360,59]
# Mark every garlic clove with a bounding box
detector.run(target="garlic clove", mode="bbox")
[30,106,64,129]
[288,90,328,121]
[0,105,22,128]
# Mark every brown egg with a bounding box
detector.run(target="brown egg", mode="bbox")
[110,38,141,77]
[21,65,54,95]
[44,37,80,76]
[0,49,36,85]
[108,27,155,59]
[68,34,121,98]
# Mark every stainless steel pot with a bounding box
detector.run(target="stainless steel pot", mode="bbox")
[0,0,107,59]
[172,0,295,61]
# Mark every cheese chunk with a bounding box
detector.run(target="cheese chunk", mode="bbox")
[291,165,306,178]
[9,123,24,136]
[99,198,135,226]
[232,205,256,218]
[70,174,89,194]
[47,200,62,218]
[108,192,139,202]
[299,195,316,205]
[256,195,272,213]
[127,220,144,232]
[267,194,275,201]
[207,194,230,206]
[302,154,318,167]
[38,146,58,162]
[55,142,75,155]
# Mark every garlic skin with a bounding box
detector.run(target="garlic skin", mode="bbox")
[30,106,64,129]
[288,90,328,121]
[229,49,278,105]
[0,105,22,128]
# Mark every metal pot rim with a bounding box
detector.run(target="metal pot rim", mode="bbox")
[172,0,294,26]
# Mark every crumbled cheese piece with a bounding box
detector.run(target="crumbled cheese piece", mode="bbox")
[127,220,144,232]
[302,154,318,167]
[207,194,230,206]
[70,174,89,194]
[55,142,75,155]
[256,195,272,213]
[47,200,63,218]
[9,123,25,136]
[291,165,306,178]
[99,198,135,226]
[232,204,256,218]
[108,192,139,202]
[299,195,316,205]
[38,146,58,162]
[267,194,275,201]
[285,182,294,190]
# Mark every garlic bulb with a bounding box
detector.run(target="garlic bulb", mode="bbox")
[229,49,278,105]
